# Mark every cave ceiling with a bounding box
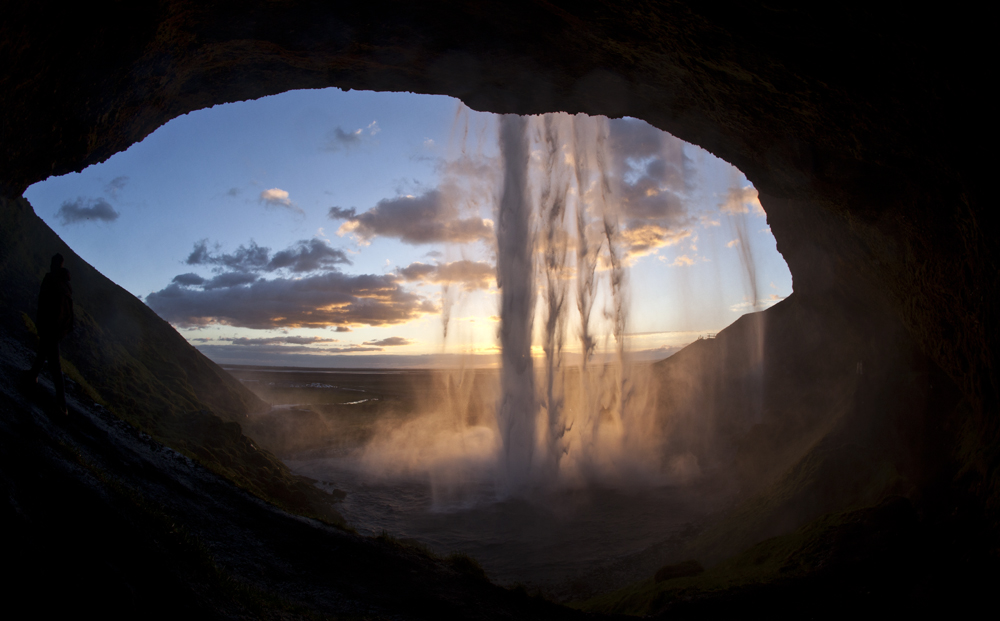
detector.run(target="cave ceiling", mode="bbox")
[1,2,992,414]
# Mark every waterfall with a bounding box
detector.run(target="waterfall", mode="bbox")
[495,115,538,492]
[494,113,643,494]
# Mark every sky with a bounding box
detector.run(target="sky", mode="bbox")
[23,88,791,368]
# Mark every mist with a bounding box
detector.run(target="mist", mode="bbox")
[174,105,780,591]
[350,114,714,501]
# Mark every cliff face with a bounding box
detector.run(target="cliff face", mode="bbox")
[1,3,991,415]
[0,193,352,524]
[0,195,265,425]
[652,291,961,563]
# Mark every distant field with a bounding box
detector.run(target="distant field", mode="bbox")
[226,365,499,457]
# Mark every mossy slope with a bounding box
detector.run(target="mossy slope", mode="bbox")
[0,195,343,525]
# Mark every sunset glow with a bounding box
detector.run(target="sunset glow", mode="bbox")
[24,88,791,367]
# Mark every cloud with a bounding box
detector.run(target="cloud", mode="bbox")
[729,293,786,313]
[184,239,349,273]
[327,127,363,150]
[397,262,436,281]
[186,240,270,271]
[323,121,380,151]
[225,336,340,346]
[154,236,408,330]
[283,336,339,344]
[195,343,384,358]
[322,116,692,261]
[266,239,351,272]
[609,118,674,160]
[606,118,695,258]
[259,188,302,214]
[328,206,356,220]
[56,197,121,225]
[363,337,411,347]
[202,272,259,290]
[172,273,205,286]
[329,189,493,245]
[720,184,763,215]
[397,260,494,291]
[260,188,291,206]
[146,270,436,330]
[620,225,692,257]
[632,344,684,362]
[104,176,128,199]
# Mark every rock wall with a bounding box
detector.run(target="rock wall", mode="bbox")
[1,3,993,506]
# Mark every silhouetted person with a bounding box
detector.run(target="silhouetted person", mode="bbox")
[26,253,74,415]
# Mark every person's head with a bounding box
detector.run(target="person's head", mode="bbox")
[50,253,64,271]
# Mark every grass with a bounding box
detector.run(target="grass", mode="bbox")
[22,311,106,406]
[446,553,489,581]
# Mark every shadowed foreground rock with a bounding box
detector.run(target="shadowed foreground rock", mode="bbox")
[0,333,589,619]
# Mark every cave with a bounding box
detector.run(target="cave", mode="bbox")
[1,3,995,618]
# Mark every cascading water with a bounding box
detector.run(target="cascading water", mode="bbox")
[490,112,661,495]
[495,115,538,493]
[282,107,776,587]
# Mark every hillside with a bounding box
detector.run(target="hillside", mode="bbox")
[0,194,344,524]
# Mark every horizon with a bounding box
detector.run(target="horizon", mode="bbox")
[217,343,694,371]
[23,88,791,367]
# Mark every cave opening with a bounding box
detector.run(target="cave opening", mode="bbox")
[2,5,993,616]
[22,86,797,590]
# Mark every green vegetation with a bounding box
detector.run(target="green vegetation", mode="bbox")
[446,553,489,581]
[22,311,106,405]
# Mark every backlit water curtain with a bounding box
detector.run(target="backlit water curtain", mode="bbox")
[492,113,659,495]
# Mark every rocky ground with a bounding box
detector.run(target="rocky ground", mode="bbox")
[4,327,996,619]
[0,332,598,620]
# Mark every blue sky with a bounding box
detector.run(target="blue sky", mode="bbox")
[24,88,791,367]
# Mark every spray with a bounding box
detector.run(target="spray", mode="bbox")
[363,112,712,500]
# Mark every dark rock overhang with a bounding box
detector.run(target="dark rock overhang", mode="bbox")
[1,3,992,418]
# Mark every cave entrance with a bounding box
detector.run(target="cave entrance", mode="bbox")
[24,87,792,590]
